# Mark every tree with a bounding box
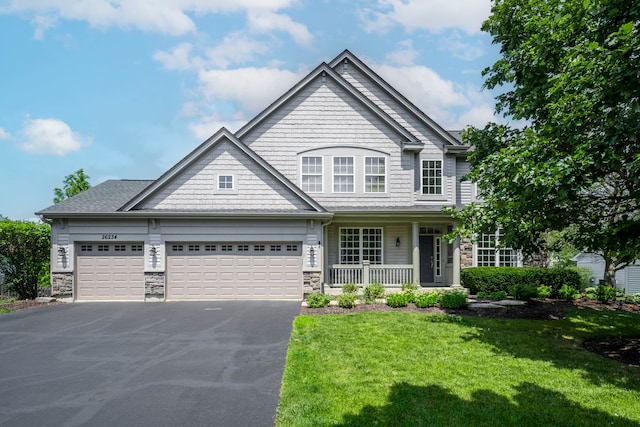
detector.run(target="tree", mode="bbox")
[449,0,640,286]
[53,169,91,203]
[0,220,50,299]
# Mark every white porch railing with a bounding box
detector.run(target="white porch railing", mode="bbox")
[330,262,414,285]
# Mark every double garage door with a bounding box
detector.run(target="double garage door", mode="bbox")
[167,242,303,300]
[75,241,303,301]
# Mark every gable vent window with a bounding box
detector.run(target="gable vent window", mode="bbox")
[333,157,354,193]
[365,157,386,193]
[421,160,443,195]
[218,175,234,190]
[301,156,323,193]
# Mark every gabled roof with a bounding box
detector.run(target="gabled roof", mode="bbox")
[329,49,462,147]
[235,62,421,148]
[36,180,153,216]
[120,127,327,214]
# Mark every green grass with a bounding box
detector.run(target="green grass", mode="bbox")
[0,307,14,314]
[276,309,640,426]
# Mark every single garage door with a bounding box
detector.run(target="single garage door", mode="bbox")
[167,242,303,300]
[76,243,145,301]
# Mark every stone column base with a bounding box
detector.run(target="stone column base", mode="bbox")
[145,272,165,301]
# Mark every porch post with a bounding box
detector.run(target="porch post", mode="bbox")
[412,222,420,286]
[363,260,370,285]
[452,238,461,287]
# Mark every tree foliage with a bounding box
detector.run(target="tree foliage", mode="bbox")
[0,220,50,299]
[53,169,91,203]
[449,0,640,286]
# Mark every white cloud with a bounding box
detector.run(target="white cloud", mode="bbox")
[247,10,313,46]
[0,127,10,140]
[360,0,491,35]
[153,42,199,70]
[19,117,91,156]
[439,31,485,61]
[188,112,247,140]
[205,33,270,68]
[197,66,302,113]
[385,39,418,66]
[4,0,299,37]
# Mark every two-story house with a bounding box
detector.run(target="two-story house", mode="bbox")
[37,50,518,302]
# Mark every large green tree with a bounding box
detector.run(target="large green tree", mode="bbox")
[53,169,91,203]
[0,220,50,299]
[450,0,639,286]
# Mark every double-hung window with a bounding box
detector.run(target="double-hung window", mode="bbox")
[339,228,383,264]
[333,157,354,193]
[364,157,386,193]
[421,160,442,195]
[301,156,323,192]
[475,231,518,267]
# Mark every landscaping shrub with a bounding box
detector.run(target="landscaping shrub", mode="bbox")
[337,293,357,309]
[558,285,579,300]
[476,291,489,298]
[440,291,467,309]
[584,287,597,299]
[386,293,409,308]
[306,292,332,308]
[536,285,553,300]
[489,291,507,300]
[594,285,617,304]
[461,267,581,297]
[415,291,441,308]
[400,283,419,303]
[509,283,538,301]
[341,283,359,294]
[568,266,594,289]
[363,283,385,304]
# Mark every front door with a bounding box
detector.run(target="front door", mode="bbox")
[419,235,434,285]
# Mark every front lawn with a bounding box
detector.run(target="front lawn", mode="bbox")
[277,309,640,426]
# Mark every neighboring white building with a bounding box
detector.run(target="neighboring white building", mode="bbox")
[572,252,640,294]
[37,50,516,302]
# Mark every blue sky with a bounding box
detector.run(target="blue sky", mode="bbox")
[0,0,500,220]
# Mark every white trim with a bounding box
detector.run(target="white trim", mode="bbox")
[338,227,384,265]
[217,174,235,190]
[420,159,443,196]
[364,156,387,193]
[332,156,355,193]
[300,156,323,193]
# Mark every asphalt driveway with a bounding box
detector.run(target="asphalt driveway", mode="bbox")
[0,301,301,427]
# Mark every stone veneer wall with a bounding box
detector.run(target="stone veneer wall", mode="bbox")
[52,272,73,297]
[303,271,321,295]
[460,238,474,269]
[145,272,165,299]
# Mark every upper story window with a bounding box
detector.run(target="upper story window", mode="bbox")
[301,156,323,193]
[475,231,519,267]
[421,160,442,195]
[333,157,354,193]
[364,157,386,193]
[218,175,234,190]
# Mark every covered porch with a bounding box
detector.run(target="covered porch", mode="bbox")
[322,218,462,290]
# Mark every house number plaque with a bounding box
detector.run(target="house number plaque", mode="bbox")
[101,234,118,240]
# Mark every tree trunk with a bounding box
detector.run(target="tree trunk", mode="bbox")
[603,255,617,287]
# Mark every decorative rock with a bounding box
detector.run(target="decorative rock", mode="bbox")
[494,299,527,307]
[468,302,508,311]
[35,297,56,303]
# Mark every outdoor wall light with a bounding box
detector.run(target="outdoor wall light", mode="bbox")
[395,237,400,247]
[57,247,67,256]
[150,246,157,255]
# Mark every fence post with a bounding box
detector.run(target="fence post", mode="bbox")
[363,260,370,285]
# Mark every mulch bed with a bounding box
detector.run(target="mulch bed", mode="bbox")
[0,299,65,312]
[301,297,640,367]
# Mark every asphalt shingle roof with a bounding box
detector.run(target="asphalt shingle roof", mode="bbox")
[37,180,153,215]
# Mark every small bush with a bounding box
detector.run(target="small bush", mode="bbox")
[490,291,508,301]
[415,291,441,308]
[363,283,385,303]
[341,283,359,294]
[509,283,538,301]
[584,287,597,299]
[441,291,467,309]
[558,285,579,300]
[594,285,617,304]
[386,293,409,308]
[476,291,489,298]
[536,285,553,300]
[337,293,357,308]
[306,292,332,308]
[633,294,640,305]
[401,283,419,292]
